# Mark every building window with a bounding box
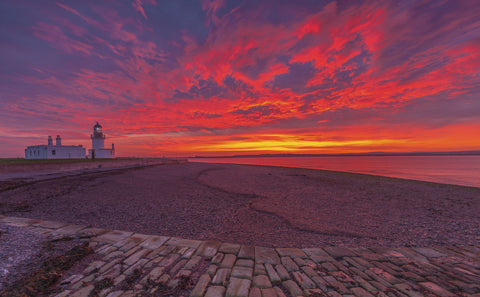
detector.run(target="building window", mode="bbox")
[52,150,56,155]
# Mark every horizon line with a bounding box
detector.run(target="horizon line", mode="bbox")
[188,150,480,158]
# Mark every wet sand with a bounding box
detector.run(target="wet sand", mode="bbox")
[0,162,478,248]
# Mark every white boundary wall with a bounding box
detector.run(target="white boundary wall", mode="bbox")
[25,145,86,159]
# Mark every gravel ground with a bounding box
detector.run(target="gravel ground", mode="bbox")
[0,223,47,290]
[0,162,479,248]
[0,223,87,293]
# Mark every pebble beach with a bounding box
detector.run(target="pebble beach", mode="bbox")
[1,162,478,248]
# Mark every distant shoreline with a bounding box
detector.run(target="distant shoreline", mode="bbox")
[190,150,480,158]
[190,155,480,188]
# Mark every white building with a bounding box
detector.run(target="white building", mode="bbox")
[25,135,86,159]
[88,122,115,159]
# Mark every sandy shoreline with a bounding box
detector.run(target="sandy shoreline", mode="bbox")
[0,162,478,248]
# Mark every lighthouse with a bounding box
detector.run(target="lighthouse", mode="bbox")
[88,122,115,159]
[91,122,105,150]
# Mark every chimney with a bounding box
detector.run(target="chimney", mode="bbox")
[56,135,62,146]
[112,143,115,150]
[48,136,53,145]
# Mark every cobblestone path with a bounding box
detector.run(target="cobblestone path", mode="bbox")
[1,215,479,297]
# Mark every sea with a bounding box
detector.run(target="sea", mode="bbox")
[189,155,480,188]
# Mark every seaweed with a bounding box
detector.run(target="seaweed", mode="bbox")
[0,242,93,297]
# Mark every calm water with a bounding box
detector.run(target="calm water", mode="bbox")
[190,155,480,188]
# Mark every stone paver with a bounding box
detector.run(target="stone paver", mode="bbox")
[237,259,254,267]
[95,230,134,243]
[275,264,290,281]
[265,263,282,284]
[274,286,287,297]
[1,215,479,297]
[70,285,94,297]
[185,255,203,270]
[419,281,460,297]
[253,275,272,288]
[196,240,222,257]
[261,287,277,297]
[220,253,237,268]
[254,263,266,276]
[158,253,180,267]
[255,247,281,264]
[249,287,261,297]
[140,235,169,249]
[413,247,448,258]
[205,285,226,297]
[292,271,316,289]
[323,247,357,259]
[190,274,212,297]
[303,248,329,257]
[1,216,40,227]
[206,264,218,276]
[52,224,87,235]
[281,256,299,271]
[282,279,303,296]
[123,248,150,265]
[166,237,202,248]
[231,266,253,279]
[105,292,123,297]
[219,242,241,254]
[226,277,251,297]
[238,245,255,259]
[277,248,307,258]
[33,220,67,229]
[212,252,224,264]
[212,268,231,285]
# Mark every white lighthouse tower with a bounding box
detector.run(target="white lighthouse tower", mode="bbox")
[91,122,105,150]
[88,122,115,159]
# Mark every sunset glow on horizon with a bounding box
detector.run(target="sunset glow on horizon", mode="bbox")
[1,0,479,157]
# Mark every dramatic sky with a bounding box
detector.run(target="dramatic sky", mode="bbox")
[1,0,479,157]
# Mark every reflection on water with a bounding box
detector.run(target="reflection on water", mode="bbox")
[190,155,480,188]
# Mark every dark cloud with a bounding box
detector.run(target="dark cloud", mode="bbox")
[191,78,225,98]
[298,92,337,113]
[232,105,280,119]
[314,107,379,128]
[168,77,225,101]
[169,75,256,101]
[376,0,479,74]
[236,55,272,80]
[171,89,195,101]
[388,91,480,128]
[279,90,480,132]
[193,111,223,119]
[270,61,317,93]
[333,52,371,86]
[139,1,209,43]
[222,74,255,98]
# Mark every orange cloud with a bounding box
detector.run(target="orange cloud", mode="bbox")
[1,1,479,157]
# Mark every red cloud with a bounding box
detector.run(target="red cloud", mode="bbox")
[2,1,479,157]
